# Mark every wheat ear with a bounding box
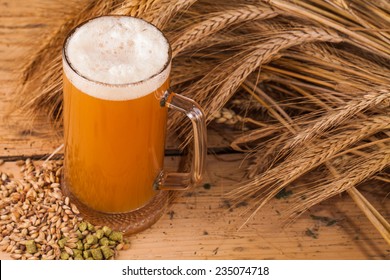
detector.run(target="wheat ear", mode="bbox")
[267,0,390,58]
[172,5,279,56]
[283,90,390,151]
[286,149,390,222]
[141,0,198,29]
[229,115,390,200]
[170,27,342,144]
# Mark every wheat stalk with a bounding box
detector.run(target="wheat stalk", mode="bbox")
[172,5,279,56]
[347,187,390,245]
[287,147,390,217]
[283,90,390,151]
[283,45,390,87]
[141,0,198,29]
[235,137,390,229]
[111,0,159,17]
[229,115,390,200]
[265,0,390,58]
[170,27,343,144]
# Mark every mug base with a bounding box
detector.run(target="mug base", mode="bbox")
[62,181,170,235]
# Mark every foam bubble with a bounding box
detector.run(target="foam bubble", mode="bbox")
[63,16,171,100]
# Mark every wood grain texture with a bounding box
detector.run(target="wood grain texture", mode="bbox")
[0,0,66,157]
[0,154,389,260]
[0,0,389,260]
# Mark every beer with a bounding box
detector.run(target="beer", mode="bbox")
[62,16,171,213]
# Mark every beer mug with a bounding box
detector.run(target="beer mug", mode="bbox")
[62,16,206,234]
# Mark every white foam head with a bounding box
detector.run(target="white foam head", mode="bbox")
[63,16,171,100]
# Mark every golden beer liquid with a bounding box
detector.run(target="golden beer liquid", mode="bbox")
[63,74,169,213]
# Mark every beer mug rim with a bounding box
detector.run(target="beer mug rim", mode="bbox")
[62,15,172,89]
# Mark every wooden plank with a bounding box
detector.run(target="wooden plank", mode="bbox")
[0,154,389,260]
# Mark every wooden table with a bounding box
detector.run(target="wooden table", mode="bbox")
[1,0,389,260]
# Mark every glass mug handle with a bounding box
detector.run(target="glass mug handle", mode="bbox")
[154,89,207,190]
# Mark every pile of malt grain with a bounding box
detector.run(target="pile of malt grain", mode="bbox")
[0,159,130,260]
